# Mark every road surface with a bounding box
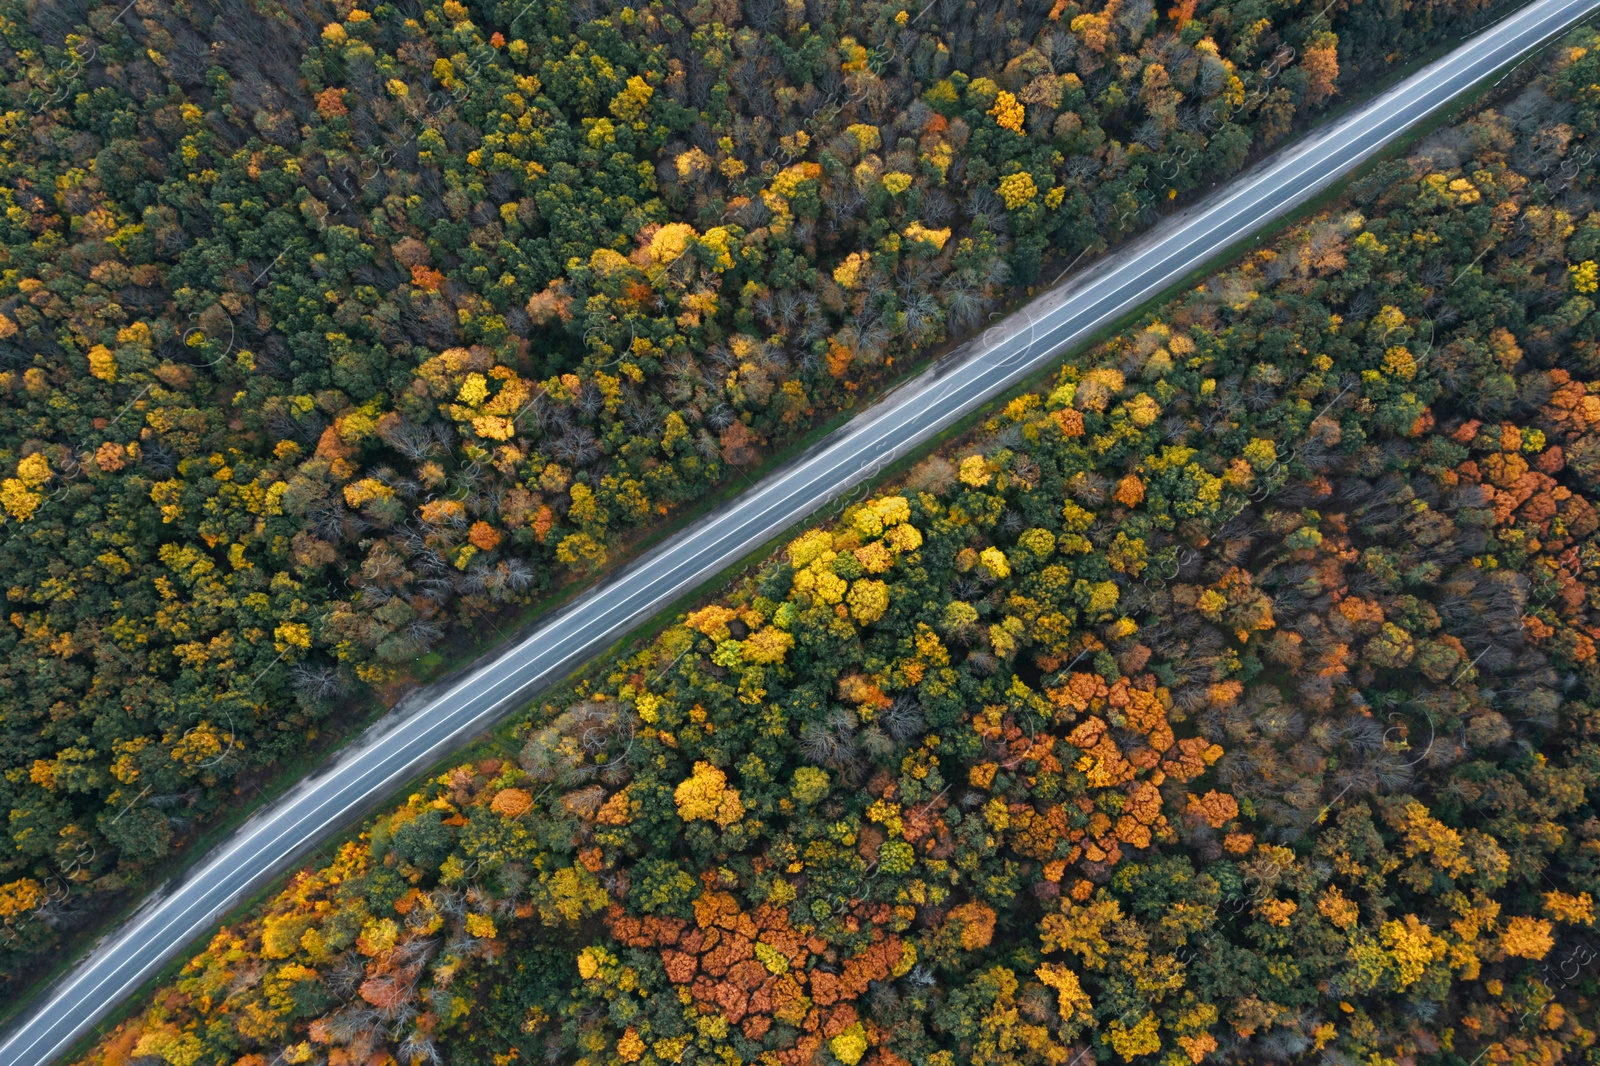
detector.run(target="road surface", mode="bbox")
[4,0,1596,1060]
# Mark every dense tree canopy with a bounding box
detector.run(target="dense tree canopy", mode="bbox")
[0,0,1500,987]
[64,30,1600,1066]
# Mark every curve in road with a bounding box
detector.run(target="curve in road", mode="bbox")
[5,0,1597,1060]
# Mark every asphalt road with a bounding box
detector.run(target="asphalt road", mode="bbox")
[5,0,1598,1060]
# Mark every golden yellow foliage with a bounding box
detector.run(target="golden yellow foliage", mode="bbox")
[847,579,890,624]
[357,917,399,956]
[1039,895,1123,968]
[650,222,696,264]
[87,344,117,382]
[616,1028,647,1062]
[674,761,744,827]
[1035,963,1093,1023]
[833,251,871,289]
[1381,914,1448,988]
[743,626,795,664]
[947,901,997,949]
[978,547,1010,579]
[1318,886,1359,931]
[1501,915,1555,959]
[686,604,740,641]
[997,171,1037,208]
[959,454,992,487]
[1256,898,1297,927]
[1107,1014,1160,1062]
[1544,890,1595,926]
[787,528,835,568]
[16,453,50,486]
[988,90,1025,132]
[829,1023,870,1066]
[0,878,43,919]
[903,222,951,251]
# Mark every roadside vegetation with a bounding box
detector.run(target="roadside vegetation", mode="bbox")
[63,26,1600,1066]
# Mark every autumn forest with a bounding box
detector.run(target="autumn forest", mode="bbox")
[6,0,1600,1062]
